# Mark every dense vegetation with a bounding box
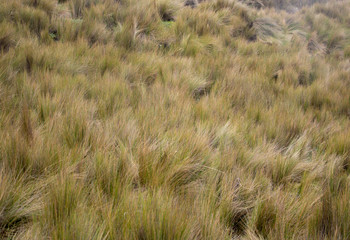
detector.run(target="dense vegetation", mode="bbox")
[0,0,349,239]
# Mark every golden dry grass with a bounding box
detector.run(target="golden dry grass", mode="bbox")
[0,0,350,239]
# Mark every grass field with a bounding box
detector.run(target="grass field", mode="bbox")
[0,0,349,239]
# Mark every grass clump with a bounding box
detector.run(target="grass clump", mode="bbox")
[0,21,17,52]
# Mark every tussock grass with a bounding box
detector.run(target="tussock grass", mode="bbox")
[0,0,350,239]
[0,21,17,52]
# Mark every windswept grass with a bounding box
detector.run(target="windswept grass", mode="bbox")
[0,0,350,239]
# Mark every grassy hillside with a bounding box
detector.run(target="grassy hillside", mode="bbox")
[0,0,349,239]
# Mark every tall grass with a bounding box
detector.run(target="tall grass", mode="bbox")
[0,0,350,239]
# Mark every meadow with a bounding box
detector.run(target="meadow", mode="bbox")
[0,0,349,239]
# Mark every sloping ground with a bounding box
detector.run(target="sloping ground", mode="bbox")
[0,0,349,239]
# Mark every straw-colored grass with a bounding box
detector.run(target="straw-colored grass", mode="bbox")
[0,0,349,239]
